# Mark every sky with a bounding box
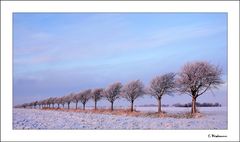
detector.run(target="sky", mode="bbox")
[13,13,227,107]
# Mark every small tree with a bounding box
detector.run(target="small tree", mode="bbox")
[37,101,42,109]
[30,102,34,109]
[60,97,65,108]
[26,103,30,108]
[22,103,28,108]
[42,99,48,108]
[177,61,223,114]
[46,98,53,108]
[103,82,122,111]
[55,97,62,109]
[91,88,103,110]
[149,73,175,113]
[33,101,38,109]
[79,89,91,110]
[52,97,58,108]
[121,80,145,112]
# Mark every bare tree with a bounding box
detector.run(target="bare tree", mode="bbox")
[21,103,28,108]
[177,61,223,114]
[52,97,58,108]
[24,103,30,108]
[55,97,62,109]
[42,99,48,108]
[29,102,34,109]
[37,101,42,109]
[103,82,122,111]
[149,73,175,113]
[64,94,73,109]
[121,80,145,112]
[33,101,38,109]
[91,88,103,110]
[60,97,65,108]
[72,93,80,109]
[40,100,45,109]
[46,98,53,108]
[79,89,91,110]
[27,103,32,108]
[48,97,55,108]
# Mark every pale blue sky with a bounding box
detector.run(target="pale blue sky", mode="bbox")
[13,13,227,106]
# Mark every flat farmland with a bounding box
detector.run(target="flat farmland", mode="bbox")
[13,107,227,130]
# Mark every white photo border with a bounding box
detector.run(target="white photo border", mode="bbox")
[1,1,239,141]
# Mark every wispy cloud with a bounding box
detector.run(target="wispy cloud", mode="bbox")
[13,13,227,105]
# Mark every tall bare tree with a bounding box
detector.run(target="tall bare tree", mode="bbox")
[149,73,175,113]
[79,89,91,110]
[177,61,223,114]
[92,88,103,110]
[121,80,145,112]
[103,82,122,111]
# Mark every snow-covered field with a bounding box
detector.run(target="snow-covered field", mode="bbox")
[13,107,227,130]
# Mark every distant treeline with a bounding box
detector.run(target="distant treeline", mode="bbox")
[138,104,170,107]
[138,102,221,107]
[172,102,222,107]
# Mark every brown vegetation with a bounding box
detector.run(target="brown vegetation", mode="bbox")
[41,107,204,119]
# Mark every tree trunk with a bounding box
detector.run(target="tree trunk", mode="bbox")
[62,104,64,108]
[130,100,134,112]
[83,103,85,110]
[111,102,114,111]
[94,101,97,110]
[191,97,197,114]
[158,97,162,113]
[52,104,54,108]
[58,104,60,109]
[68,103,70,109]
[75,101,78,109]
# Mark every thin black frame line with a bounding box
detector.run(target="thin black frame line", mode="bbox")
[1,0,240,1]
[12,12,228,131]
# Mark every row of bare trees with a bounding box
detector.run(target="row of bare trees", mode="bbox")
[15,61,223,114]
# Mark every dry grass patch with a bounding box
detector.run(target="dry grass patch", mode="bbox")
[40,108,204,119]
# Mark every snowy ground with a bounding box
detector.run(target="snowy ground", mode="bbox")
[13,107,227,130]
